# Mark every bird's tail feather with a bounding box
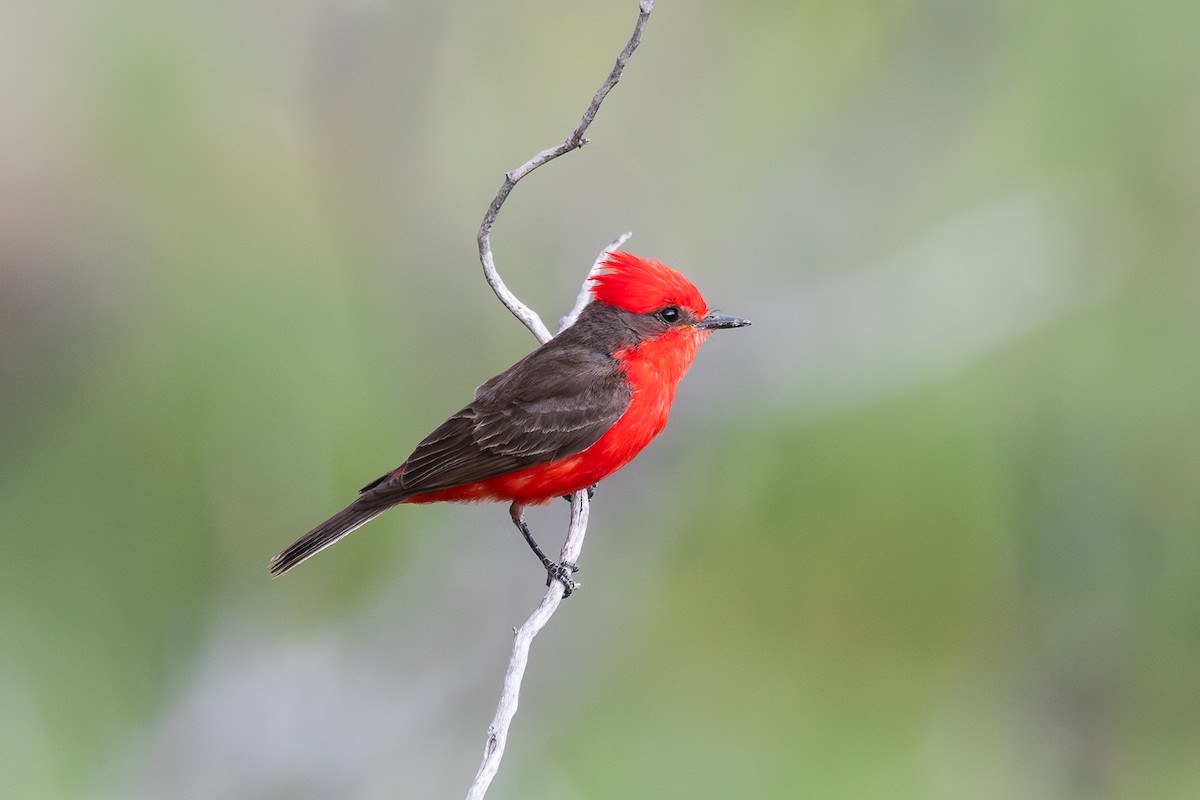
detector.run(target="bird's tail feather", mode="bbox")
[270,496,395,576]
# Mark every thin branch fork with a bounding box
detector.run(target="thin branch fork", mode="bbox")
[465,2,655,799]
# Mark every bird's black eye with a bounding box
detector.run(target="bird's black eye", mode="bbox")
[659,306,681,324]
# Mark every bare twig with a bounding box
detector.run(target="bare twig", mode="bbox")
[477,0,655,347]
[465,3,655,799]
[465,492,591,800]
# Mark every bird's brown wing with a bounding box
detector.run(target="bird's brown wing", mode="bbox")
[361,339,632,499]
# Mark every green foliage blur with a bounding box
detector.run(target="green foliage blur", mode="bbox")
[2,1,1198,798]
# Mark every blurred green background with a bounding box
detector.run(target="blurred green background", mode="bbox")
[2,0,1198,798]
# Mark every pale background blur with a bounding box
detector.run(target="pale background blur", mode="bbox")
[2,1,1198,798]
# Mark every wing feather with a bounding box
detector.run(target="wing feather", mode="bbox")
[362,335,631,500]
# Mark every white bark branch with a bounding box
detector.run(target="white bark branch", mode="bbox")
[465,3,655,799]
[465,492,591,800]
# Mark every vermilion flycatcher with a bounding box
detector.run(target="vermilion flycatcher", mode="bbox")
[271,251,749,593]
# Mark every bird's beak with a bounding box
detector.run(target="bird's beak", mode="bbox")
[695,312,751,331]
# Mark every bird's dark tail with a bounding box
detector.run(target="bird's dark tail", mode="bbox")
[270,496,397,576]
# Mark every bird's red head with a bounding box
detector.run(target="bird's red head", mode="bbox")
[590,251,710,317]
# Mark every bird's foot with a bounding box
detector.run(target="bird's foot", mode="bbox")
[546,560,581,598]
[560,485,597,504]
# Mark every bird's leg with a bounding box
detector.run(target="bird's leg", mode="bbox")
[508,501,580,597]
[508,502,554,570]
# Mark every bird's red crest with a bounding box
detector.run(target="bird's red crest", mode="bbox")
[590,251,709,316]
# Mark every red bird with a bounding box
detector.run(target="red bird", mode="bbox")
[270,252,749,593]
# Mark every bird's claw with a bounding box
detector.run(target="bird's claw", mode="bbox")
[546,560,581,597]
[560,485,597,504]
